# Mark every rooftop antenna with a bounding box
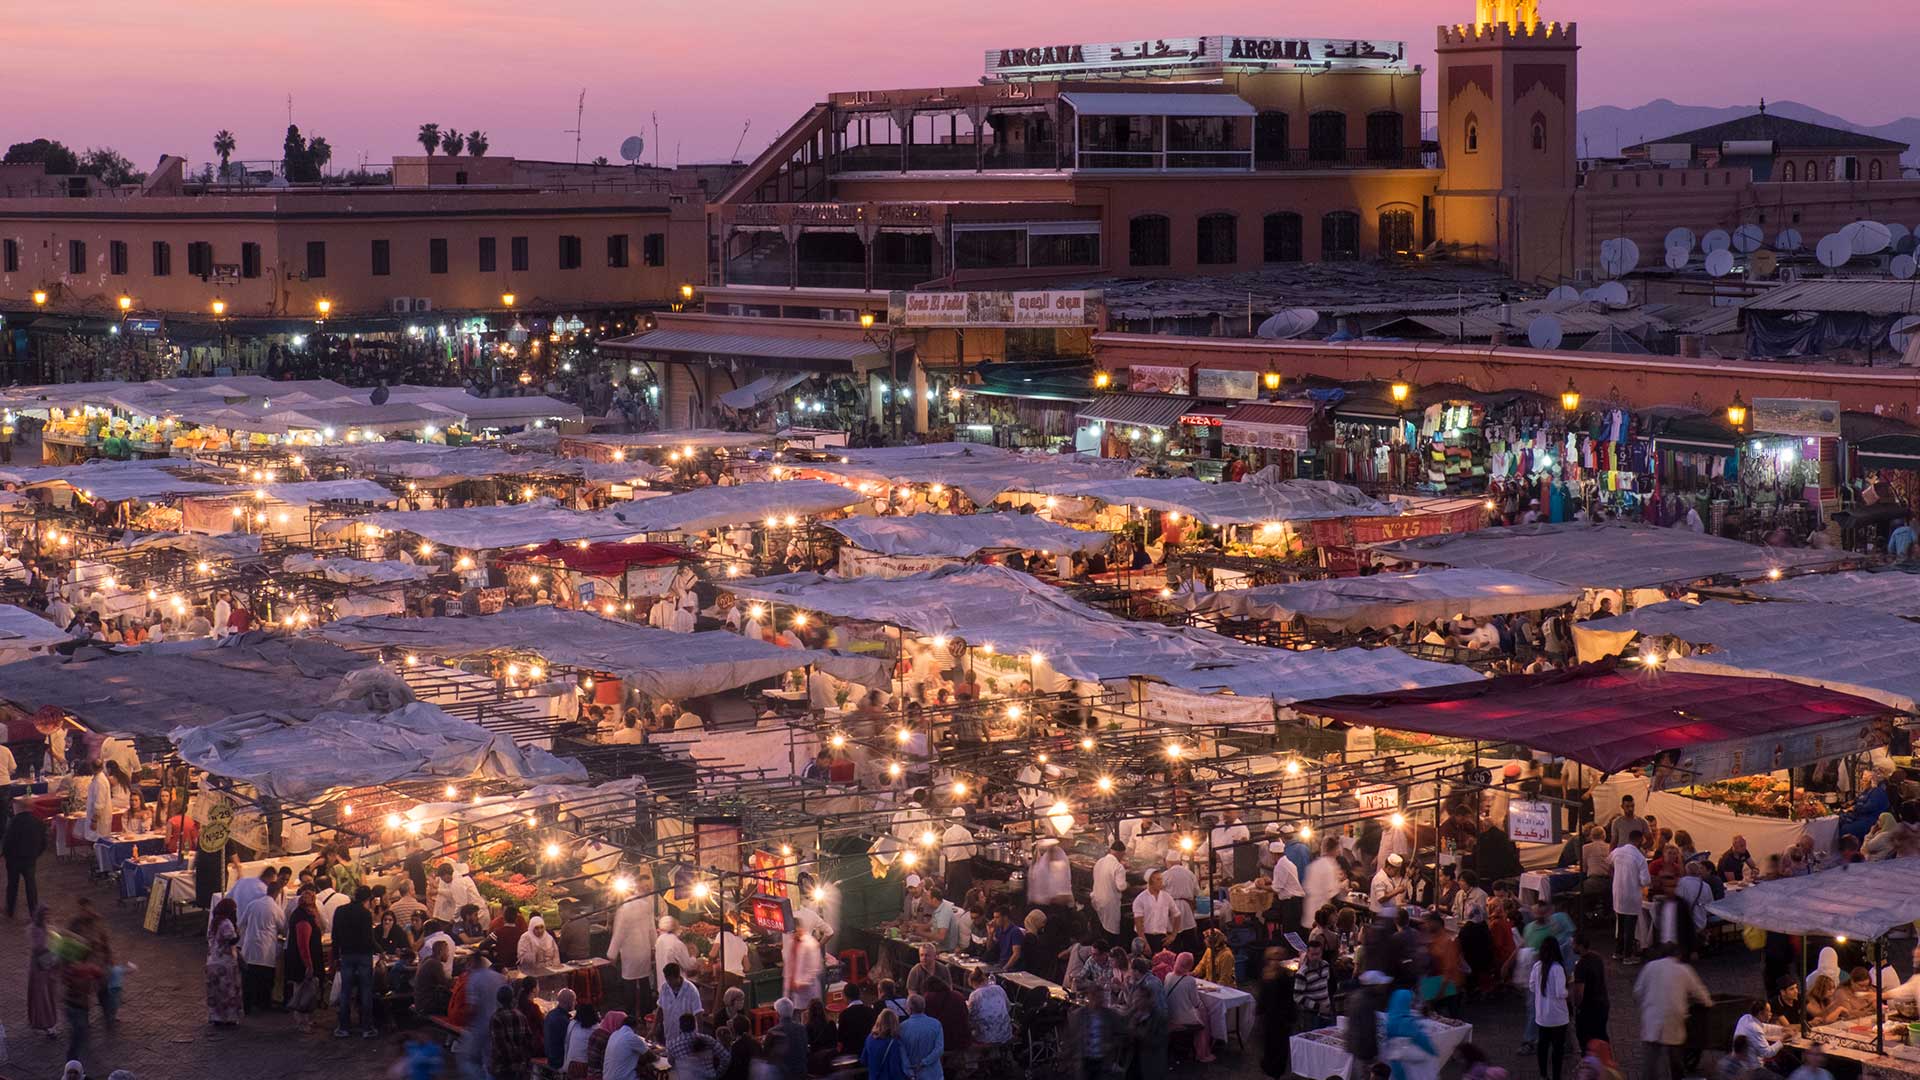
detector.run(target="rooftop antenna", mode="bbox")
[731,119,753,164]
[651,112,660,168]
[564,89,586,164]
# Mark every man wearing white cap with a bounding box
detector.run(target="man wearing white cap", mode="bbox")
[1269,840,1306,929]
[654,914,698,987]
[1211,811,1251,882]
[941,808,976,896]
[1028,838,1073,906]
[1091,840,1130,944]
[902,873,926,920]
[1369,853,1409,914]
[1162,854,1200,954]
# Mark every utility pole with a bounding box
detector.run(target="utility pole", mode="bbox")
[565,90,586,164]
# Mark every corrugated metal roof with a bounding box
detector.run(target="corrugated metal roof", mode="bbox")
[1061,92,1256,118]
[1741,280,1920,316]
[601,329,884,363]
[1223,403,1316,428]
[1077,392,1200,429]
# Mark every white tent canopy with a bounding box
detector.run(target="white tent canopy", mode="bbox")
[304,442,668,485]
[171,700,584,802]
[10,463,236,503]
[255,479,400,507]
[284,553,432,585]
[0,604,69,666]
[1705,860,1920,940]
[1372,521,1847,589]
[565,430,773,450]
[1205,569,1581,632]
[613,479,861,535]
[807,442,1133,505]
[1576,599,1920,712]
[725,564,1478,700]
[313,606,891,698]
[826,513,1110,558]
[315,499,647,549]
[1032,477,1397,526]
[718,373,811,410]
[1750,570,1920,617]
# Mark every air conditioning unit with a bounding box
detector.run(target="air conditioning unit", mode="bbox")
[413,298,433,313]
[1780,265,1802,283]
[390,297,413,314]
[1572,268,1595,285]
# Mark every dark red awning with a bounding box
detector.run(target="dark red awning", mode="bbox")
[494,540,695,575]
[1296,659,1890,774]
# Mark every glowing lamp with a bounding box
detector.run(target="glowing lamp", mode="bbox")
[887,762,903,779]
[117,295,133,311]
[1080,736,1095,751]
[1726,392,1748,430]
[1093,370,1112,390]
[919,830,938,848]
[1559,379,1581,413]
[1178,835,1197,852]
[1389,812,1407,829]
[859,312,876,329]
[1389,376,1411,404]
[384,814,402,830]
[1165,742,1184,760]
[811,887,825,902]
[895,728,912,745]
[1262,365,1282,392]
[951,780,968,798]
[1299,825,1313,841]
[691,881,712,900]
[501,293,516,307]
[544,843,561,860]
[211,299,227,316]
[32,290,48,306]
[1048,800,1075,835]
[828,733,846,749]
[1096,775,1115,793]
[900,850,919,868]
[679,283,695,301]
[316,298,332,316]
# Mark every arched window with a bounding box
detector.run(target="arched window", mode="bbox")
[1825,159,1836,181]
[1530,111,1547,152]
[1871,159,1885,181]
[1128,214,1170,267]
[1196,213,1237,265]
[1465,115,1480,154]
[1263,213,1303,263]
[1781,161,1796,183]
[1321,211,1361,261]
[1254,112,1290,167]
[1308,111,1347,162]
[1378,209,1416,255]
[1366,111,1404,162]
[1806,159,1818,182]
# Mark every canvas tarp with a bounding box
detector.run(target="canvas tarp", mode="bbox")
[1574,599,1920,712]
[20,465,236,503]
[314,499,648,549]
[305,442,668,484]
[718,373,810,410]
[0,604,69,666]
[283,553,433,585]
[1032,477,1398,526]
[1749,569,1920,618]
[255,479,398,507]
[564,430,772,450]
[611,479,862,535]
[825,513,1110,558]
[1704,860,1920,940]
[1371,521,1848,589]
[802,442,1134,505]
[725,564,1479,701]
[493,540,695,575]
[313,606,891,699]
[1296,661,1890,777]
[171,700,585,802]
[1204,569,1580,631]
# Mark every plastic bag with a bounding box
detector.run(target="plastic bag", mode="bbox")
[1742,924,1767,951]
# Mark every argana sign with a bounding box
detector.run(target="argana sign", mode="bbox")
[890,289,1100,328]
[985,35,1408,78]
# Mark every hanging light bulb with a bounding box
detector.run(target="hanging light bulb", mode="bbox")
[900,850,919,868]
[887,762,903,779]
[919,830,938,848]
[691,881,712,900]
[384,814,402,830]
[1080,736,1095,751]
[829,732,846,749]
[1096,775,1115,793]
[1048,800,1075,835]
[544,842,562,860]
[895,728,912,745]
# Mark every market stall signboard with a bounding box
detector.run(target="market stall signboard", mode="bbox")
[1129,365,1191,395]
[1196,368,1260,401]
[1507,799,1559,844]
[1751,398,1840,438]
[749,893,795,934]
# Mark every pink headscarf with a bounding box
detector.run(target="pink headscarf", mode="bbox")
[1152,949,1178,979]
[597,1009,627,1035]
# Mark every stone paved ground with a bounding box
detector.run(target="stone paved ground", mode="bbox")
[1,851,1761,1080]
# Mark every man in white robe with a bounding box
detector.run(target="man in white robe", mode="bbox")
[1090,840,1129,942]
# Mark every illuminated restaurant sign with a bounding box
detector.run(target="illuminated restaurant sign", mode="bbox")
[889,289,1100,328]
[985,35,1408,78]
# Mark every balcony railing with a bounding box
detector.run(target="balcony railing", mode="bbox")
[1076,149,1253,171]
[1254,148,1425,170]
[831,144,1062,173]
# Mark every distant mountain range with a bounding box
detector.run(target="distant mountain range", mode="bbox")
[1576,99,1920,165]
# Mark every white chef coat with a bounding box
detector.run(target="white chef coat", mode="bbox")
[1091,853,1129,935]
[785,932,824,1010]
[1162,863,1199,933]
[1028,849,1074,905]
[940,824,976,870]
[227,874,269,915]
[83,770,113,840]
[605,893,658,982]
[317,887,348,933]
[655,929,696,986]
[657,976,704,1037]
[1302,855,1345,930]
[1609,844,1650,917]
[237,893,287,967]
[431,872,485,922]
[1132,888,1177,935]
[1270,855,1305,899]
[1211,822,1251,879]
[1368,869,1406,913]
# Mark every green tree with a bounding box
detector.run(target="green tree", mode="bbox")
[466,130,490,157]
[417,122,441,156]
[440,128,464,156]
[79,147,145,186]
[212,129,236,176]
[591,155,610,166]
[3,138,81,174]
[308,137,333,176]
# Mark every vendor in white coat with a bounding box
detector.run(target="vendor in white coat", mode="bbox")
[1090,840,1130,942]
[430,862,486,922]
[1028,838,1074,907]
[1210,812,1251,882]
[1369,853,1410,913]
[81,761,116,841]
[1301,837,1347,931]
[784,925,825,1010]
[1609,830,1651,961]
[654,914,699,987]
[237,887,288,1002]
[1162,855,1200,951]
[605,883,659,995]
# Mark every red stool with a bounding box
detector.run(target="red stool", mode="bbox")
[839,948,869,986]
[750,1006,779,1038]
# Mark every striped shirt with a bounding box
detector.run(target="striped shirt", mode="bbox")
[1294,959,1331,1018]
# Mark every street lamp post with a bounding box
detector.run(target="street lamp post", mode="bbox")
[860,311,902,441]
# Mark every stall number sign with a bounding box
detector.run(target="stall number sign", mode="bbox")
[1353,784,1399,811]
[1507,799,1559,845]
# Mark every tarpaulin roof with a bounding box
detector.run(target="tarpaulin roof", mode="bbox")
[1033,477,1397,526]
[0,604,69,664]
[801,442,1133,505]
[313,607,891,699]
[252,479,399,507]
[611,479,861,535]
[382,386,584,426]
[283,553,432,585]
[1296,660,1890,774]
[495,540,696,575]
[172,700,585,802]
[1748,569,1920,618]
[725,564,1478,700]
[1371,521,1847,589]
[0,637,377,737]
[563,430,775,450]
[12,462,236,502]
[1205,569,1580,632]
[825,513,1111,558]
[1576,599,1920,712]
[1705,861,1920,940]
[718,373,811,410]
[315,499,649,549]
[305,441,669,484]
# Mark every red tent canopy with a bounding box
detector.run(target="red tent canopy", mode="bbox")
[494,540,696,576]
[1297,660,1890,774]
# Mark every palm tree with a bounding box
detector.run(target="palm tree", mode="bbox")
[466,131,490,157]
[212,129,236,178]
[440,128,464,156]
[417,123,441,156]
[308,137,333,176]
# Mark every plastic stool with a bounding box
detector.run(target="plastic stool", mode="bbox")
[839,949,869,985]
[750,1006,779,1038]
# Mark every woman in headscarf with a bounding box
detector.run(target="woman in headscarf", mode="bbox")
[27,904,61,1035]
[1195,927,1236,987]
[1162,952,1215,1063]
[1151,949,1178,980]
[1864,813,1905,860]
[516,914,560,971]
[586,1008,626,1079]
[1380,988,1439,1080]
[1806,946,1843,993]
[205,897,243,1026]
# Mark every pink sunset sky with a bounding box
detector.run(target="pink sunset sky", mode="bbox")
[12,0,1916,171]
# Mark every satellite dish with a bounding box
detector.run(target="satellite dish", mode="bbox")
[1701,229,1731,254]
[1816,233,1852,269]
[1593,281,1631,307]
[1664,247,1690,271]
[1599,237,1640,278]
[1851,221,1894,256]
[618,135,647,164]
[1892,315,1920,353]
[1774,228,1804,252]
[1893,254,1918,281]
[1705,249,1736,278]
[1895,235,1919,256]
[1664,227,1696,254]
[1889,223,1912,245]
[1255,308,1319,340]
[370,383,390,406]
[1579,288,1602,302]
[1731,224,1764,254]
[1546,285,1582,301]
[1526,315,1565,350]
